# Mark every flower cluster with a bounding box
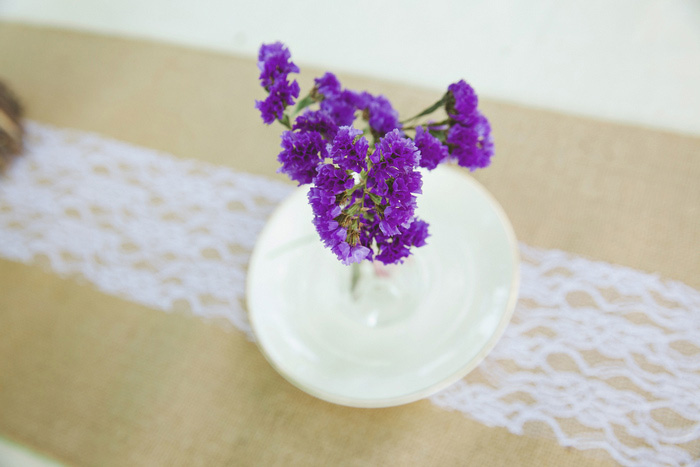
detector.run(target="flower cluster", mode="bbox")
[255,43,494,265]
[255,42,300,124]
[445,80,494,170]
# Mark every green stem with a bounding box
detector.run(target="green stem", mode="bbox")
[402,118,450,132]
[400,93,447,124]
[292,94,315,116]
[278,113,292,129]
[350,261,361,298]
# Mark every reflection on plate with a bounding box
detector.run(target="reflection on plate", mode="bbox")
[247,166,519,408]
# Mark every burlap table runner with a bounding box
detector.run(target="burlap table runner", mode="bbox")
[0,22,698,466]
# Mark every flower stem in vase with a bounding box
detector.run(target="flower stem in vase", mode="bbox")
[344,258,423,328]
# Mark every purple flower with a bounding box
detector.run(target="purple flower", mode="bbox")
[256,79,300,124]
[378,173,420,236]
[313,162,355,196]
[307,130,427,265]
[293,110,338,140]
[334,242,372,265]
[308,164,370,265]
[314,72,358,127]
[255,42,300,124]
[257,42,299,89]
[314,72,342,98]
[329,126,369,173]
[319,91,357,127]
[356,92,401,136]
[414,126,449,170]
[367,130,422,236]
[277,130,326,185]
[308,164,350,244]
[367,129,421,195]
[446,80,478,125]
[375,219,429,264]
[446,111,494,170]
[254,43,496,265]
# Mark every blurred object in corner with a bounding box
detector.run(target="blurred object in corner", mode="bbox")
[0,79,24,172]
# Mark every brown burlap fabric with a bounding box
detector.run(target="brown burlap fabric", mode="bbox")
[0,22,698,466]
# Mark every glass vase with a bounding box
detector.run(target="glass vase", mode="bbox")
[247,165,519,407]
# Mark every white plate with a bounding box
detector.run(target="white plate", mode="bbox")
[247,165,519,407]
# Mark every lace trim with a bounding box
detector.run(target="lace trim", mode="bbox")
[0,122,292,335]
[431,244,700,466]
[1,122,698,466]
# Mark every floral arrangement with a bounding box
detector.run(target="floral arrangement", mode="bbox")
[255,42,493,266]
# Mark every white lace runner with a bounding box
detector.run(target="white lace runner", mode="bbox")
[1,122,698,466]
[431,245,700,466]
[0,122,292,335]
